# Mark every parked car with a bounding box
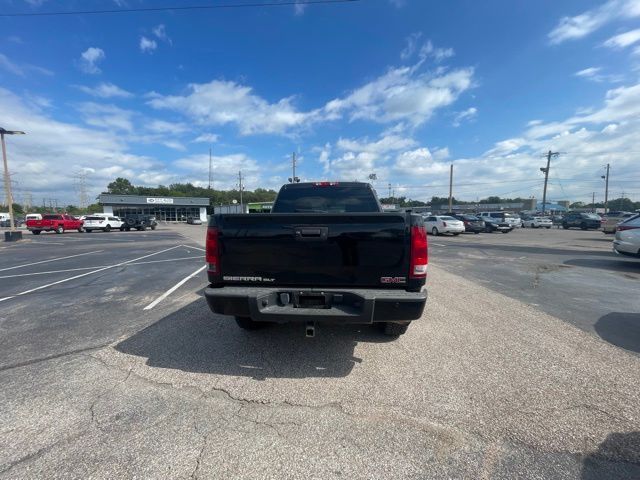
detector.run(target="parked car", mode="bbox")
[478,212,514,233]
[562,212,601,230]
[601,211,636,234]
[522,216,553,228]
[423,215,465,236]
[26,214,84,234]
[452,214,485,234]
[511,215,523,228]
[186,216,203,225]
[613,214,640,257]
[205,181,427,338]
[84,215,124,232]
[121,214,158,231]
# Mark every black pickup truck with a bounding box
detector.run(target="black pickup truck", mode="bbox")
[204,182,428,337]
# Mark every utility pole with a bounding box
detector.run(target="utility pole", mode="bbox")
[74,172,89,210]
[448,164,454,213]
[592,192,595,213]
[388,183,392,198]
[540,150,560,214]
[238,171,243,207]
[1,127,26,233]
[208,146,213,190]
[292,152,296,182]
[601,164,610,214]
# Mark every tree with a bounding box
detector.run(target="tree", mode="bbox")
[107,177,136,195]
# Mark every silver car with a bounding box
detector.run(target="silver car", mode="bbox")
[613,214,640,257]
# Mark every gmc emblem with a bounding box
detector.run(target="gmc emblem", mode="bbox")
[380,276,406,284]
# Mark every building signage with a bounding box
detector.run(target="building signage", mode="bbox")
[146,198,174,204]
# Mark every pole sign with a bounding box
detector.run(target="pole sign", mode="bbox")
[146,198,174,204]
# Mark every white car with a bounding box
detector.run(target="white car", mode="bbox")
[613,215,640,257]
[424,215,465,236]
[83,215,124,232]
[523,216,553,229]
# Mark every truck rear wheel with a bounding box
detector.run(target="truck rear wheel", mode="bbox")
[32,230,41,235]
[55,225,64,234]
[104,224,111,232]
[382,322,409,337]
[235,316,264,330]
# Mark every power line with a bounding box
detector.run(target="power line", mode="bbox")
[0,0,361,17]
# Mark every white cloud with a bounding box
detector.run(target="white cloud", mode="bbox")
[152,24,172,45]
[76,102,135,132]
[79,47,105,74]
[548,0,640,44]
[0,87,157,203]
[603,28,640,49]
[147,80,320,135]
[193,133,220,143]
[294,1,307,15]
[418,40,454,62]
[401,32,422,60]
[140,36,157,53]
[145,119,188,134]
[574,66,622,83]
[452,107,477,127]
[75,82,133,98]
[7,35,23,44]
[388,0,406,7]
[0,53,53,77]
[336,134,417,154]
[325,64,473,127]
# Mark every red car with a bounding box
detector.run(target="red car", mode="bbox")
[26,214,84,235]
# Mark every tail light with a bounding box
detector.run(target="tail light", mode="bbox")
[601,217,607,224]
[463,220,469,225]
[314,182,339,186]
[617,225,640,231]
[206,227,220,274]
[410,225,428,279]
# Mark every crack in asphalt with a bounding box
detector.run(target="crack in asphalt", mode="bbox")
[88,368,132,432]
[0,342,113,373]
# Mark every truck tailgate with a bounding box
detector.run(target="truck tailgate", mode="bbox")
[216,213,410,288]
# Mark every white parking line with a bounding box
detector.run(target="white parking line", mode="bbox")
[143,265,207,310]
[0,250,104,272]
[181,244,205,252]
[0,245,182,303]
[0,256,203,279]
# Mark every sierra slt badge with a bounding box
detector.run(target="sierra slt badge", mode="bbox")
[380,276,406,284]
[223,276,275,282]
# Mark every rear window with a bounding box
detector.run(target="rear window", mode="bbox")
[43,215,61,220]
[583,214,600,219]
[86,216,104,220]
[272,184,380,213]
[440,216,457,221]
[463,215,479,220]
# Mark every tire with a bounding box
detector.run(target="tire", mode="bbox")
[126,218,136,226]
[119,226,125,231]
[474,231,480,234]
[546,227,551,229]
[235,316,264,330]
[150,225,156,230]
[453,232,460,236]
[55,225,64,234]
[485,225,492,233]
[562,223,569,230]
[501,230,510,234]
[32,230,41,235]
[104,224,111,232]
[432,227,439,236]
[383,322,410,337]
[580,223,588,230]
[125,227,131,232]
[86,229,92,233]
[78,227,84,233]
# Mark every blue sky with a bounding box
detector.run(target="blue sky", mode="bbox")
[1,0,639,205]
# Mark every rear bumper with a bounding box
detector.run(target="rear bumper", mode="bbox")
[613,240,639,256]
[205,286,427,324]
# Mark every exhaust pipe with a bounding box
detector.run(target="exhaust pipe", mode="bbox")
[305,321,315,338]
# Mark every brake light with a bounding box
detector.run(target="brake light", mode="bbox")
[617,225,640,231]
[410,225,428,279]
[206,227,220,274]
[463,221,469,225]
[314,182,339,186]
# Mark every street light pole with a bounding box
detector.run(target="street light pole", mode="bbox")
[1,128,26,233]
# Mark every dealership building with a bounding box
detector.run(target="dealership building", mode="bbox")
[98,194,209,222]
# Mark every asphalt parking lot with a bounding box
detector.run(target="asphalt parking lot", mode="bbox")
[1,224,639,479]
